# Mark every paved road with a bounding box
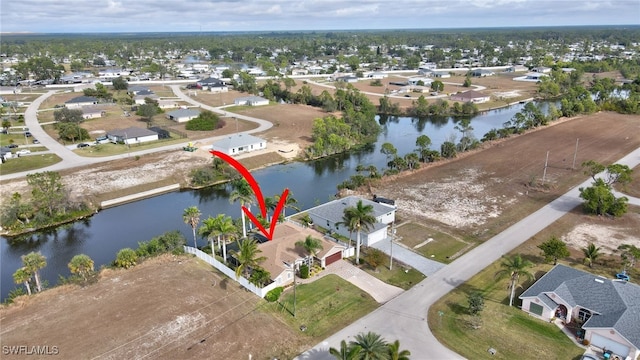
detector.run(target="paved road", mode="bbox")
[296,147,640,360]
[0,86,274,181]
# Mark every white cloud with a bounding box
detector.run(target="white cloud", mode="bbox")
[0,0,638,33]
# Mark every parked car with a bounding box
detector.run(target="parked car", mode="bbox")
[77,143,90,148]
[33,139,40,144]
[25,131,32,137]
[16,149,31,155]
[7,144,18,148]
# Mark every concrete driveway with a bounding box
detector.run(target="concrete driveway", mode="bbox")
[298,260,404,304]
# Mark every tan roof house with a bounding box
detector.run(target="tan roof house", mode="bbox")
[259,222,346,287]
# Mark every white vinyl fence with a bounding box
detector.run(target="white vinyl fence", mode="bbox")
[183,246,279,298]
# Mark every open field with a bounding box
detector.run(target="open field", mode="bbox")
[0,255,378,360]
[365,112,640,244]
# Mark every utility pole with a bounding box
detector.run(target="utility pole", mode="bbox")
[542,151,549,184]
[572,138,580,170]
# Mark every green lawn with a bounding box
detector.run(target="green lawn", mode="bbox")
[428,261,584,360]
[357,247,426,290]
[74,137,185,157]
[396,222,468,263]
[263,274,378,339]
[0,153,62,174]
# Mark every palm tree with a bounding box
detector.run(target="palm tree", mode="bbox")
[199,215,222,257]
[22,252,47,292]
[338,212,357,250]
[350,332,389,360]
[388,340,411,360]
[344,200,376,265]
[295,235,324,266]
[67,254,95,282]
[494,254,534,307]
[218,215,237,263]
[264,195,277,222]
[276,191,299,217]
[231,238,266,279]
[230,180,254,238]
[329,340,362,360]
[182,206,201,248]
[583,242,601,268]
[13,267,32,296]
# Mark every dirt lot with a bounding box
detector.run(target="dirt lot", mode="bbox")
[0,255,306,360]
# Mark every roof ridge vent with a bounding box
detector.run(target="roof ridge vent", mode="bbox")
[594,278,605,284]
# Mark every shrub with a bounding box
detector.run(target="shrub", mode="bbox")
[185,110,219,131]
[582,339,590,346]
[300,264,310,279]
[115,248,138,269]
[265,287,283,302]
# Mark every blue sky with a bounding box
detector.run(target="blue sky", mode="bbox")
[1,0,639,33]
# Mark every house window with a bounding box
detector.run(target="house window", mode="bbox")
[529,302,543,316]
[251,145,253,149]
[578,308,592,323]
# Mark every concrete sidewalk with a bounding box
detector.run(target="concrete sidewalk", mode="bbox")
[371,239,446,276]
[297,260,404,303]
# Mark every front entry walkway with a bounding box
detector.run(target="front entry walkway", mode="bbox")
[297,260,404,303]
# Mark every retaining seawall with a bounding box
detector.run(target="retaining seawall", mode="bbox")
[100,184,181,209]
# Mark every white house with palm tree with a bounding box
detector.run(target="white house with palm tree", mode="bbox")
[304,196,396,247]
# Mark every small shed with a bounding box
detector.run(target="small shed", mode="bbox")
[211,133,266,155]
[166,108,201,123]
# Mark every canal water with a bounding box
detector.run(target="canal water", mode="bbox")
[0,102,535,300]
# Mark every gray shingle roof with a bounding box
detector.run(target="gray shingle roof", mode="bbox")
[306,196,394,233]
[65,96,98,104]
[107,127,157,138]
[166,108,200,118]
[520,264,640,349]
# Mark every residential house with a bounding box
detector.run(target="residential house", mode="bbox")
[197,77,228,93]
[505,65,529,73]
[166,108,200,123]
[210,133,266,155]
[233,96,269,106]
[98,68,130,80]
[366,72,387,79]
[407,77,433,86]
[133,90,159,105]
[64,96,98,109]
[128,85,150,96]
[531,66,552,73]
[81,107,105,119]
[520,264,640,360]
[450,90,490,104]
[514,72,550,82]
[305,196,396,247]
[259,222,346,287]
[470,69,495,77]
[432,71,451,78]
[106,127,158,145]
[335,76,359,83]
[157,99,178,109]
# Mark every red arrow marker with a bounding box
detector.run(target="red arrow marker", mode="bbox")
[210,150,289,240]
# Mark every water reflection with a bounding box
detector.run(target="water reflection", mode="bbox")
[1,102,542,301]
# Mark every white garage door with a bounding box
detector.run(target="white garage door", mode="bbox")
[590,333,629,357]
